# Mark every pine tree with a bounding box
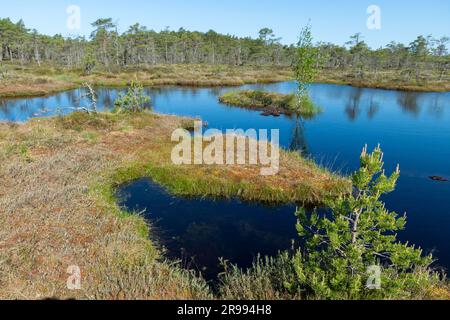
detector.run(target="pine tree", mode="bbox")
[293,145,435,299]
[114,81,151,113]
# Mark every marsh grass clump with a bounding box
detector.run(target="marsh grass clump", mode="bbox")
[220,90,295,109]
[179,118,205,132]
[219,252,301,300]
[84,242,212,300]
[219,90,299,116]
[291,94,322,120]
[56,111,117,131]
[219,89,322,119]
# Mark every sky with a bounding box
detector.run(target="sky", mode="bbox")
[1,0,449,48]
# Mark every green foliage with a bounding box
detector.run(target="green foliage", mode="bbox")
[114,81,151,113]
[293,145,436,299]
[218,146,444,300]
[1,17,448,84]
[294,25,319,95]
[410,35,429,57]
[289,93,322,119]
[82,47,97,75]
[291,25,321,118]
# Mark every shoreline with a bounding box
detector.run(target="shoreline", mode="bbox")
[2,80,448,101]
[1,65,449,100]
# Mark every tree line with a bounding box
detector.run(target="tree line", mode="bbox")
[0,17,448,81]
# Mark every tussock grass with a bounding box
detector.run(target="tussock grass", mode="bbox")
[219,252,301,300]
[0,111,347,299]
[219,89,323,119]
[219,90,297,116]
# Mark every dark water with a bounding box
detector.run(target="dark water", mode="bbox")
[117,178,297,281]
[2,82,450,275]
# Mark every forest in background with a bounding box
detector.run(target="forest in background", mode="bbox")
[0,17,449,84]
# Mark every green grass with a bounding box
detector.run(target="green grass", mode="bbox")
[219,90,322,118]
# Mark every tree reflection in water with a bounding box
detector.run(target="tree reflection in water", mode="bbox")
[289,116,309,156]
[397,91,421,116]
[345,87,363,121]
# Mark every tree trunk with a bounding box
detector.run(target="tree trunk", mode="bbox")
[34,45,41,66]
[8,47,13,61]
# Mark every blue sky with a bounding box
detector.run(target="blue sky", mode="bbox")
[1,0,449,48]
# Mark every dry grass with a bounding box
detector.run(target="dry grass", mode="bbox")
[1,64,448,100]
[0,64,293,99]
[0,114,214,299]
[317,69,450,92]
[0,111,347,299]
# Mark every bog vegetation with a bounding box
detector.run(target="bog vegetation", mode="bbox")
[216,30,447,299]
[0,17,449,300]
[1,98,447,299]
[219,90,297,116]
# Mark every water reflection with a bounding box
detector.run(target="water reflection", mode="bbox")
[117,178,298,281]
[397,92,421,116]
[1,83,449,124]
[367,95,380,119]
[289,118,308,155]
[427,94,445,118]
[345,87,363,121]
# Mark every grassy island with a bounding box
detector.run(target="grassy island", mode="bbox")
[219,90,297,117]
[219,90,322,118]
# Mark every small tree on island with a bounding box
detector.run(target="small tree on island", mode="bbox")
[290,24,321,118]
[294,25,319,96]
[114,81,151,113]
[287,25,322,155]
[292,145,436,299]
